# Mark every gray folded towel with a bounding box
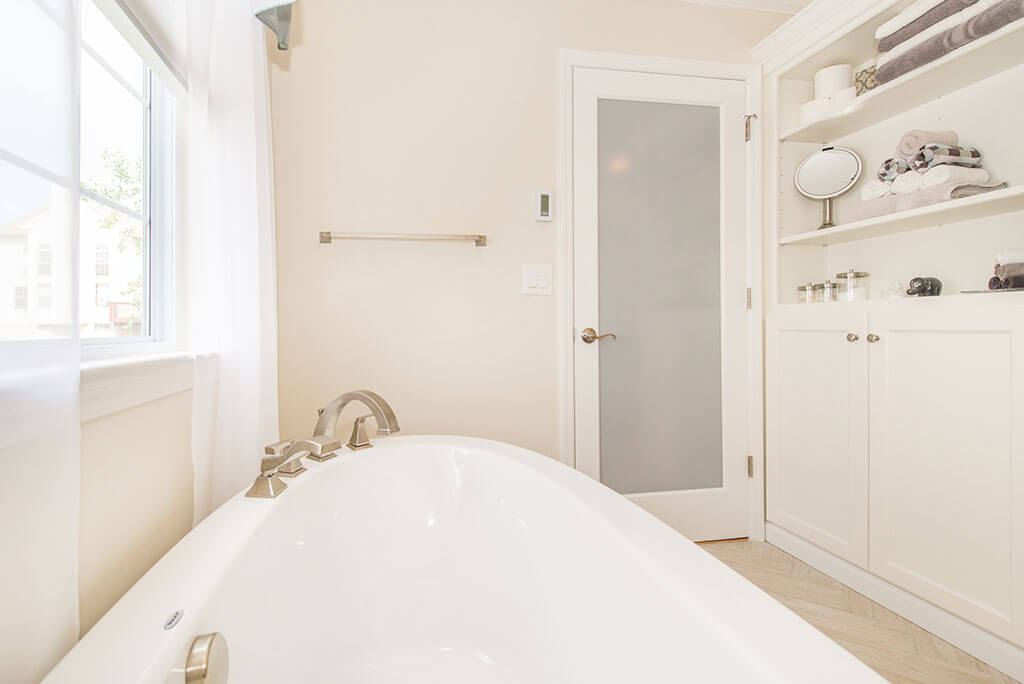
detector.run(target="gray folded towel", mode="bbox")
[995,262,1024,279]
[879,0,980,51]
[877,0,1024,84]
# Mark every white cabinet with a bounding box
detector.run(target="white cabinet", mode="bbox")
[868,304,1024,646]
[766,307,869,567]
[767,300,1024,647]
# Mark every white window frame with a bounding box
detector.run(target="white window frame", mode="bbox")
[79,2,181,363]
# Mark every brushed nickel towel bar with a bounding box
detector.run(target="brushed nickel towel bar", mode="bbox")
[319,231,487,247]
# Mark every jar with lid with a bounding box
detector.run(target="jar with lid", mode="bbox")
[836,269,870,301]
[796,282,816,304]
[821,279,841,303]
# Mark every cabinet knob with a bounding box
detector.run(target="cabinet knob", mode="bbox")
[846,333,859,342]
[867,333,880,343]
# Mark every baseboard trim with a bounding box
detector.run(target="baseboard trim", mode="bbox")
[766,523,1024,682]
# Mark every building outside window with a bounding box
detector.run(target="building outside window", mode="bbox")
[94,244,109,277]
[38,244,53,278]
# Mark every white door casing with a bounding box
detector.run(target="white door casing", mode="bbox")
[569,64,753,542]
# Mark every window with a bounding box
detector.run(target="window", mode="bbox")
[38,244,53,278]
[13,287,28,311]
[79,0,174,343]
[95,244,109,277]
[37,283,52,309]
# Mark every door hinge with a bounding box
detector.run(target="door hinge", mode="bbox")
[747,455,754,478]
[746,287,752,310]
[744,113,758,142]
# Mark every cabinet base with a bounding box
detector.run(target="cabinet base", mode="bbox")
[765,522,1024,682]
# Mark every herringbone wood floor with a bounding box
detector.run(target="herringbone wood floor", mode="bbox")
[700,540,1019,684]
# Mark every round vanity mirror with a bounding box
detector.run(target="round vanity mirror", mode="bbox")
[794,146,862,230]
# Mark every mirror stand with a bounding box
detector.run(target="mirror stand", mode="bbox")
[819,197,835,231]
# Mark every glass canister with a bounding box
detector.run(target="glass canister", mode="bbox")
[796,282,816,304]
[821,279,841,303]
[836,269,870,301]
[812,282,826,303]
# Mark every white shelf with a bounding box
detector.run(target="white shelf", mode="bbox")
[780,18,1024,143]
[779,185,1024,246]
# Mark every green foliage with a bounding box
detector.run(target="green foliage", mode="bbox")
[80,149,144,255]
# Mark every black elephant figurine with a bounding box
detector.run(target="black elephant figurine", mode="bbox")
[906,277,942,297]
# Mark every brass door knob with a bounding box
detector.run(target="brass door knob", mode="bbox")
[867,333,881,343]
[581,327,617,344]
[847,333,859,342]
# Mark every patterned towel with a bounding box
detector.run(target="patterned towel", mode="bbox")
[878,157,912,181]
[909,143,982,170]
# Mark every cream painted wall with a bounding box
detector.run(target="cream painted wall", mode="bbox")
[78,391,194,635]
[270,0,787,459]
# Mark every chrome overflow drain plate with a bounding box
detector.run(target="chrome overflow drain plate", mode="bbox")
[164,609,184,630]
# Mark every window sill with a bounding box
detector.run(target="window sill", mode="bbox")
[80,351,194,422]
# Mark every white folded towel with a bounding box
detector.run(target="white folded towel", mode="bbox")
[996,249,1024,265]
[860,178,893,200]
[877,0,1001,69]
[892,170,924,194]
[876,0,949,37]
[921,165,990,187]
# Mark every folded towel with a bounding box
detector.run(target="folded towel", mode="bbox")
[921,165,989,187]
[847,180,1007,222]
[990,274,1024,289]
[860,178,893,200]
[897,129,959,159]
[995,262,1024,278]
[878,157,912,181]
[877,0,1001,71]
[909,143,982,170]
[892,170,925,194]
[878,0,1024,83]
[855,65,879,95]
[996,249,1024,265]
[948,181,1008,198]
[878,0,981,51]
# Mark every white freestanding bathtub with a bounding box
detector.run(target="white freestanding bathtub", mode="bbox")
[46,436,882,683]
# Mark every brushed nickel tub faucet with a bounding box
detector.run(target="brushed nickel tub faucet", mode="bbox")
[312,390,400,453]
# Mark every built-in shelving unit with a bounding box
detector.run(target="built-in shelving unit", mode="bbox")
[779,19,1024,143]
[779,185,1024,246]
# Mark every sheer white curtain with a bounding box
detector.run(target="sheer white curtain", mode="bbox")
[0,1,81,681]
[186,0,281,523]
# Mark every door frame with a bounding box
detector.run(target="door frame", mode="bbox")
[555,50,766,540]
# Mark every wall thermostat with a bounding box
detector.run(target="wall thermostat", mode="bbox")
[536,192,553,222]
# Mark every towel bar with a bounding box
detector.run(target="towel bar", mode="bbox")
[319,231,487,247]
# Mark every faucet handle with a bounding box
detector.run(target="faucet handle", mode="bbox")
[347,414,375,450]
[264,439,295,457]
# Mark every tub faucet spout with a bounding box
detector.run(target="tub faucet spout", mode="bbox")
[312,390,400,451]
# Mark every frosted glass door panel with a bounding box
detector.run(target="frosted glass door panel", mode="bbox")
[597,99,722,495]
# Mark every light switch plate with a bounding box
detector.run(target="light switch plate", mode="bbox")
[536,192,553,222]
[522,264,552,296]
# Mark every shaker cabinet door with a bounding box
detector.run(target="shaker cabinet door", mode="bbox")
[868,304,1024,646]
[766,308,869,567]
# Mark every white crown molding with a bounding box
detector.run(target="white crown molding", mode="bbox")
[682,0,808,14]
[752,0,900,72]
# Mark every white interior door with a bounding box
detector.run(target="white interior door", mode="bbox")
[571,66,750,541]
